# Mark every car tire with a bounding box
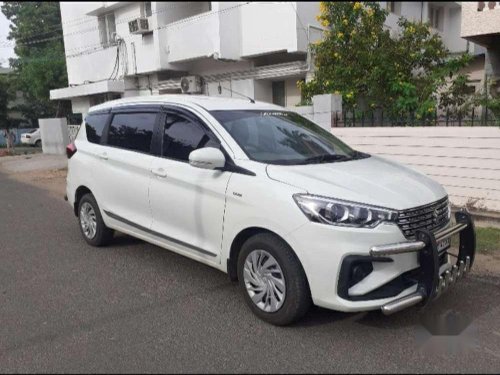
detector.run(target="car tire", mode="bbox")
[35,140,41,147]
[77,193,114,246]
[237,233,311,326]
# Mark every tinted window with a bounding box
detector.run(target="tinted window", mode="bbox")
[85,114,109,144]
[211,110,366,165]
[163,113,219,161]
[107,113,157,153]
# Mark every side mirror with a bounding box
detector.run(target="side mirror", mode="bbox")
[189,147,226,170]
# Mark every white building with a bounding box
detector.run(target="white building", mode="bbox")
[385,2,462,52]
[460,1,500,93]
[51,2,474,118]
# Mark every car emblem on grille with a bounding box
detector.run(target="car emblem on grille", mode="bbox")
[433,208,439,221]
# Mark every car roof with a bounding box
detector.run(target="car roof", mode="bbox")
[88,94,285,113]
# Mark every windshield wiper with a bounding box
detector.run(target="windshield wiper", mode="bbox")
[351,150,370,159]
[302,154,351,164]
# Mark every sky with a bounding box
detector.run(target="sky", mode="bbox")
[0,2,15,67]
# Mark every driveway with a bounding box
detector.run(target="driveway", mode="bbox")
[1,170,500,373]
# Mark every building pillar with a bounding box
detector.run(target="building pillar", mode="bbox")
[312,94,342,131]
[485,48,500,83]
[39,118,69,155]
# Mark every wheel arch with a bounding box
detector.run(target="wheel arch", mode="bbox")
[227,226,307,284]
[74,185,93,216]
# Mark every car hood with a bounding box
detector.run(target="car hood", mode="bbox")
[266,155,447,211]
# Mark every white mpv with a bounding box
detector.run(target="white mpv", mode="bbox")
[66,95,476,325]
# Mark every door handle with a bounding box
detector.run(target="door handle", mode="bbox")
[151,168,168,178]
[99,152,108,160]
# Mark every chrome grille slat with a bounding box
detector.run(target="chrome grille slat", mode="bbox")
[397,197,450,239]
[397,199,448,219]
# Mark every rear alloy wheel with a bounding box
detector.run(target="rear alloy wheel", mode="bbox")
[77,193,113,246]
[80,202,97,240]
[35,140,41,147]
[237,233,311,326]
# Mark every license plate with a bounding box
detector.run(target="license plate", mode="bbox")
[437,237,451,253]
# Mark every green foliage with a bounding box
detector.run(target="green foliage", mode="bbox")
[438,74,474,114]
[473,78,500,118]
[1,1,69,125]
[300,2,471,118]
[0,74,13,128]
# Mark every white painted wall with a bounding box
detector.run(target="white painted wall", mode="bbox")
[161,10,220,63]
[285,78,302,107]
[332,127,500,212]
[240,2,298,57]
[443,6,467,53]
[461,1,500,39]
[384,1,424,32]
[39,118,69,155]
[254,80,272,103]
[382,1,467,53]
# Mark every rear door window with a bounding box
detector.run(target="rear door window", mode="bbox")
[107,112,157,153]
[85,114,109,144]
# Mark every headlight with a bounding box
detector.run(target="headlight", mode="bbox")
[293,194,398,228]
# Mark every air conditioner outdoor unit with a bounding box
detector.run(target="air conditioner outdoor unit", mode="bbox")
[180,76,203,94]
[129,17,150,35]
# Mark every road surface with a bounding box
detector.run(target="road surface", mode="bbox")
[1,171,500,373]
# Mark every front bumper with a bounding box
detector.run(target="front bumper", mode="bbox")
[288,209,475,313]
[371,209,476,315]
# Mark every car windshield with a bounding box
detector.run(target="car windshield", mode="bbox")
[210,110,369,165]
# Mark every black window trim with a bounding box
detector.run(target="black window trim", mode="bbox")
[159,105,255,176]
[101,105,162,155]
[160,107,221,164]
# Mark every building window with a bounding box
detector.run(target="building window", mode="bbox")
[429,5,443,31]
[386,2,402,16]
[98,13,116,47]
[272,81,286,107]
[142,2,152,17]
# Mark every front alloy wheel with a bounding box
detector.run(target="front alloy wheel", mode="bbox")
[237,233,311,325]
[243,249,286,313]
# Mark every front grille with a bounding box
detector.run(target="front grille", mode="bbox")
[396,197,450,239]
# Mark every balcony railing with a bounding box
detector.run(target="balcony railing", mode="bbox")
[477,2,500,11]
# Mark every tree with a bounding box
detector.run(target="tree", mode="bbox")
[0,74,12,128]
[438,74,475,115]
[299,2,471,121]
[1,2,69,125]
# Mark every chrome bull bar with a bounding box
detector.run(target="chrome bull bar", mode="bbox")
[370,209,476,316]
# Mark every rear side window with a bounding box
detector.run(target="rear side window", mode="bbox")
[163,113,219,161]
[85,114,109,144]
[107,112,157,153]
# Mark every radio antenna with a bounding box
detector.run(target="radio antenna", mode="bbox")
[218,83,255,103]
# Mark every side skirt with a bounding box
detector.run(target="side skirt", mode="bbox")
[103,210,218,259]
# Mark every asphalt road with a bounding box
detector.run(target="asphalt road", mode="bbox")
[1,171,500,373]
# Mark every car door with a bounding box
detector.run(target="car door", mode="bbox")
[94,106,161,230]
[149,108,232,262]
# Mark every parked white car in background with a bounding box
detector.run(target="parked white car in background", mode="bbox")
[20,129,41,147]
[65,95,476,325]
